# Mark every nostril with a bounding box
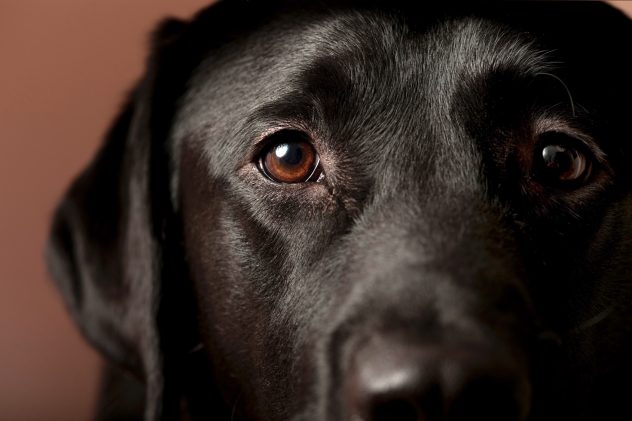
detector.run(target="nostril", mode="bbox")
[441,350,531,421]
[364,373,442,421]
[447,375,525,421]
[371,399,419,421]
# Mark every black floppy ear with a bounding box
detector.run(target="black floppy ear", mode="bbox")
[48,2,287,418]
[46,17,190,420]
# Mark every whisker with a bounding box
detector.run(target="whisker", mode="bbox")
[230,392,241,421]
[571,306,615,333]
[537,72,577,117]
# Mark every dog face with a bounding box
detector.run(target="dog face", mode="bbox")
[47,1,632,420]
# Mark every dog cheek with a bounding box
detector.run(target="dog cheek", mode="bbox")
[178,150,257,413]
[181,169,313,418]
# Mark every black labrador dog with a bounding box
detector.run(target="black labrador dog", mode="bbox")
[47,1,632,420]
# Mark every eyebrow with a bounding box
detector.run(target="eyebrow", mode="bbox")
[243,92,319,140]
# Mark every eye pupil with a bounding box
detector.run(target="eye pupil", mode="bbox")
[274,143,304,167]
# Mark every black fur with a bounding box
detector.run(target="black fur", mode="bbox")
[47,1,632,420]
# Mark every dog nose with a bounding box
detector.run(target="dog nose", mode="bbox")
[345,335,529,421]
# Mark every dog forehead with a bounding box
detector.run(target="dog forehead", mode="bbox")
[171,5,547,188]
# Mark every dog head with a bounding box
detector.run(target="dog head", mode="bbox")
[47,1,632,420]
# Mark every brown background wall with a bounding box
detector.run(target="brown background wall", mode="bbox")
[1,1,630,420]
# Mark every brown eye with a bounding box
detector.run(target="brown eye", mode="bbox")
[534,132,592,186]
[258,130,322,183]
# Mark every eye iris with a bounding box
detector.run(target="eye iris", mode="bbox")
[263,141,317,183]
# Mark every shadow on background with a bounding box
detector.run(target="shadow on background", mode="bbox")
[0,1,630,420]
